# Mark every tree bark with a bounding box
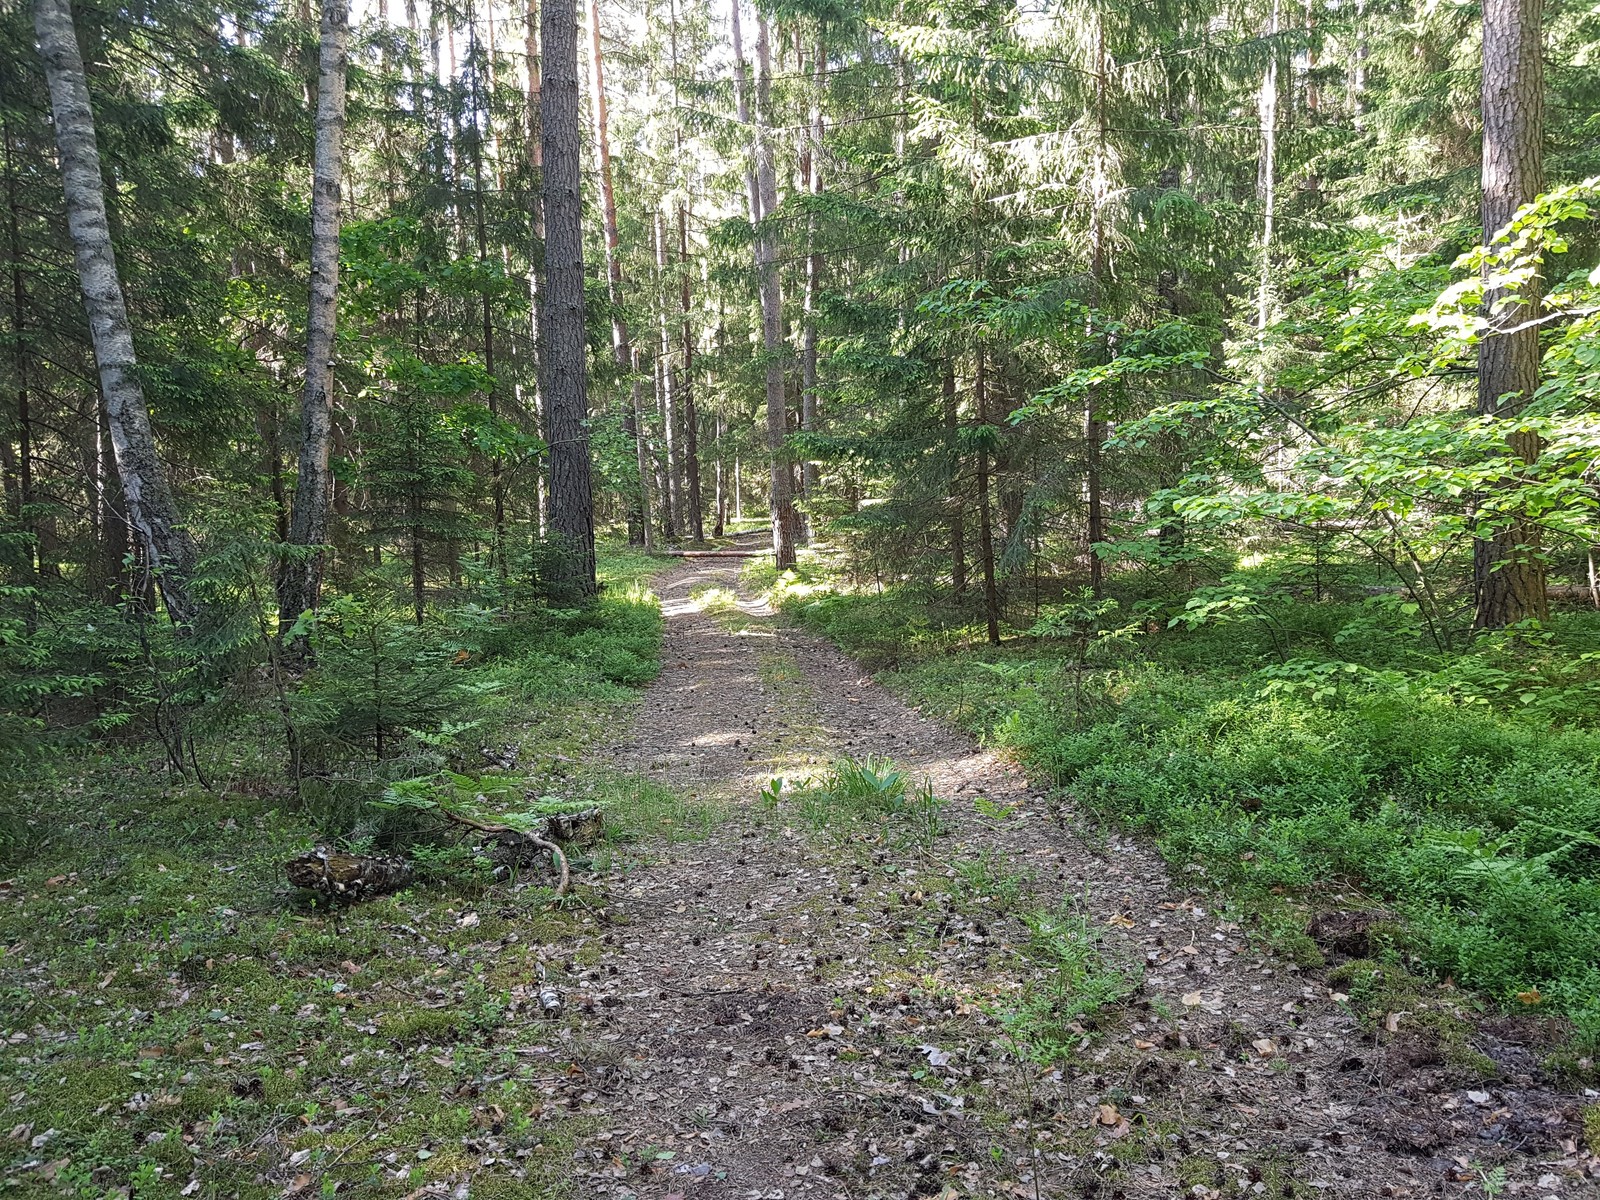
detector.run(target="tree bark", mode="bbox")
[4,120,31,554]
[944,360,966,601]
[587,0,651,550]
[467,8,506,577]
[1086,12,1111,599]
[1255,0,1279,336]
[540,0,596,592]
[524,0,549,536]
[1474,0,1547,628]
[653,209,681,539]
[748,9,797,568]
[975,347,999,645]
[278,0,350,639]
[798,27,824,539]
[36,0,200,626]
[664,0,703,544]
[679,203,704,542]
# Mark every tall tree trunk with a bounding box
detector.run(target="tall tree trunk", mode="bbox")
[653,209,682,539]
[729,0,760,228]
[975,347,999,646]
[713,415,727,537]
[35,0,200,626]
[678,204,704,542]
[798,27,824,539]
[587,0,651,549]
[277,0,349,638]
[4,120,31,555]
[525,0,549,535]
[630,347,655,552]
[540,0,596,592]
[665,0,702,543]
[467,6,506,578]
[750,10,797,568]
[1474,0,1547,628]
[944,359,965,601]
[1256,0,1279,336]
[1086,11,1111,599]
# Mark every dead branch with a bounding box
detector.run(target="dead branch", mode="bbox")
[286,847,414,900]
[437,809,573,896]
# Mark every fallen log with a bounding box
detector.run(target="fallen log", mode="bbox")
[286,848,414,900]
[541,807,605,848]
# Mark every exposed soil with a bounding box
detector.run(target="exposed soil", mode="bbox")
[565,553,1599,1199]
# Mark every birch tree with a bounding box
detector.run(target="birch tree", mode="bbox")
[35,0,200,627]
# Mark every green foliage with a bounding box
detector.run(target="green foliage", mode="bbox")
[765,755,946,848]
[291,595,490,763]
[780,572,1600,1050]
[996,905,1138,1064]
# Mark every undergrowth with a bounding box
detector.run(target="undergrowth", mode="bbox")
[762,754,946,850]
[760,553,1600,1054]
[0,543,686,1199]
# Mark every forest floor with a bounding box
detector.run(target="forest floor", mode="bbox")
[571,547,1599,1199]
[3,545,1597,1200]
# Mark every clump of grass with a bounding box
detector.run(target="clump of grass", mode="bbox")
[954,850,1031,911]
[762,755,946,849]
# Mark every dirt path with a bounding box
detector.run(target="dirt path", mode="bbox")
[563,556,1596,1199]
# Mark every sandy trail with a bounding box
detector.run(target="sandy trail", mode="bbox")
[559,555,1594,1199]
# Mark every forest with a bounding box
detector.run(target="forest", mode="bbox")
[3,0,1600,1193]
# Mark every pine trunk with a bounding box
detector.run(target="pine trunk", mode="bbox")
[798,28,824,539]
[36,0,201,627]
[1474,0,1547,628]
[654,210,682,539]
[587,0,650,550]
[278,0,350,638]
[539,0,596,592]
[679,204,704,542]
[975,348,999,646]
[750,11,797,569]
[944,360,966,601]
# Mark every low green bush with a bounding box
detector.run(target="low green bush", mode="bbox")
[774,576,1600,1049]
